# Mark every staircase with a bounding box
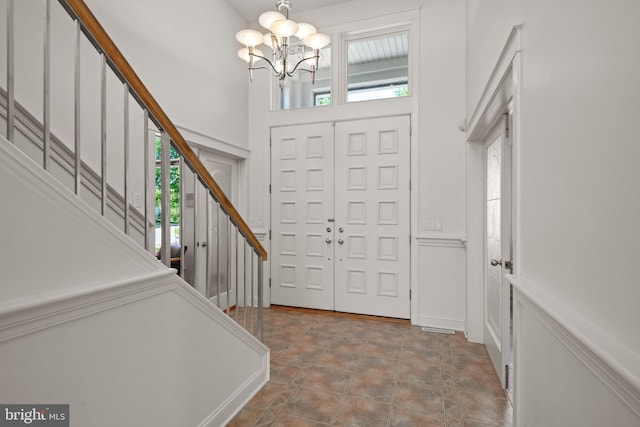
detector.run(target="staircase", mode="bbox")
[0,0,268,425]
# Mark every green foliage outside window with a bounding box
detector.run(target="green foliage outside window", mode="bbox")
[155,137,181,224]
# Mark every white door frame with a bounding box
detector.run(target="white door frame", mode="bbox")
[269,115,413,318]
[466,25,522,343]
[193,149,239,303]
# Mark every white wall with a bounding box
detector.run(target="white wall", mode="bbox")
[84,0,250,149]
[247,0,467,326]
[467,0,640,424]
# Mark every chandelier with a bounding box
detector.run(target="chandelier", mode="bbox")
[235,0,331,89]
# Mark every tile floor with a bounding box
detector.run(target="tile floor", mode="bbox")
[229,307,512,427]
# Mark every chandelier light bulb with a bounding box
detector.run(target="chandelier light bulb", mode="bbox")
[295,23,316,40]
[237,47,263,63]
[270,19,299,38]
[259,11,286,30]
[303,32,330,49]
[235,1,327,88]
[235,29,264,47]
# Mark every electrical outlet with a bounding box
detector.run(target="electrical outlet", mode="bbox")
[423,219,443,231]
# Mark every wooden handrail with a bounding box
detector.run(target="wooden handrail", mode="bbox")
[62,0,267,260]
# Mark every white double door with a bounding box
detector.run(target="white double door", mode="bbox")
[271,116,411,318]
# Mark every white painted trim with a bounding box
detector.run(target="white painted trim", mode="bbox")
[418,314,465,331]
[467,25,522,141]
[0,264,270,426]
[415,235,466,248]
[465,25,522,343]
[0,270,176,341]
[177,124,250,159]
[509,274,640,416]
[204,365,269,426]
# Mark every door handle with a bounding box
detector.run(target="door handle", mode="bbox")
[337,238,344,245]
[491,259,513,270]
[326,238,332,244]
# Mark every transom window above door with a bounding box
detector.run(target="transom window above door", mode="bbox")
[274,23,412,110]
[345,32,409,103]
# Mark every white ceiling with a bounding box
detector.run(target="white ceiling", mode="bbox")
[227,0,353,23]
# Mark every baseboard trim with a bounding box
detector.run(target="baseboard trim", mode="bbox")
[509,274,640,417]
[417,314,465,331]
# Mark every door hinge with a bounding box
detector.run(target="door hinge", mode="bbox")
[505,364,510,389]
[269,184,272,194]
[409,180,412,191]
[409,289,412,300]
[269,278,272,288]
[504,113,510,138]
[269,229,272,240]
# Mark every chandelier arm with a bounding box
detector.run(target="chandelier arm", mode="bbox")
[250,65,282,78]
[249,52,281,76]
[286,55,319,76]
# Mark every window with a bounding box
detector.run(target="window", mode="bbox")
[154,136,181,252]
[346,32,409,103]
[278,46,332,110]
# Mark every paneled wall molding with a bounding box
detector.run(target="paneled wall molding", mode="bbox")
[0,90,148,237]
[416,235,467,248]
[467,24,522,141]
[1,134,160,273]
[0,270,177,343]
[509,274,640,416]
[177,124,251,159]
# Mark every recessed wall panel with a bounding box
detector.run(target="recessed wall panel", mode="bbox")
[347,132,367,156]
[280,138,296,159]
[280,265,296,288]
[378,200,398,225]
[280,233,296,255]
[280,201,296,224]
[378,165,398,190]
[280,170,297,192]
[306,201,324,224]
[307,168,324,191]
[307,266,324,290]
[347,201,367,225]
[348,167,367,190]
[306,136,324,158]
[347,269,367,294]
[378,129,398,154]
[347,235,366,259]
[378,235,398,260]
[378,272,398,297]
[306,234,324,257]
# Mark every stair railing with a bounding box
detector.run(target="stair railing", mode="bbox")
[2,0,266,340]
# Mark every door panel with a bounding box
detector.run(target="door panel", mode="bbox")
[271,123,335,310]
[484,114,512,388]
[334,116,411,318]
[271,116,410,318]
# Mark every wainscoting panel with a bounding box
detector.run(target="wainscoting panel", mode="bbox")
[512,276,640,426]
[415,236,466,330]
